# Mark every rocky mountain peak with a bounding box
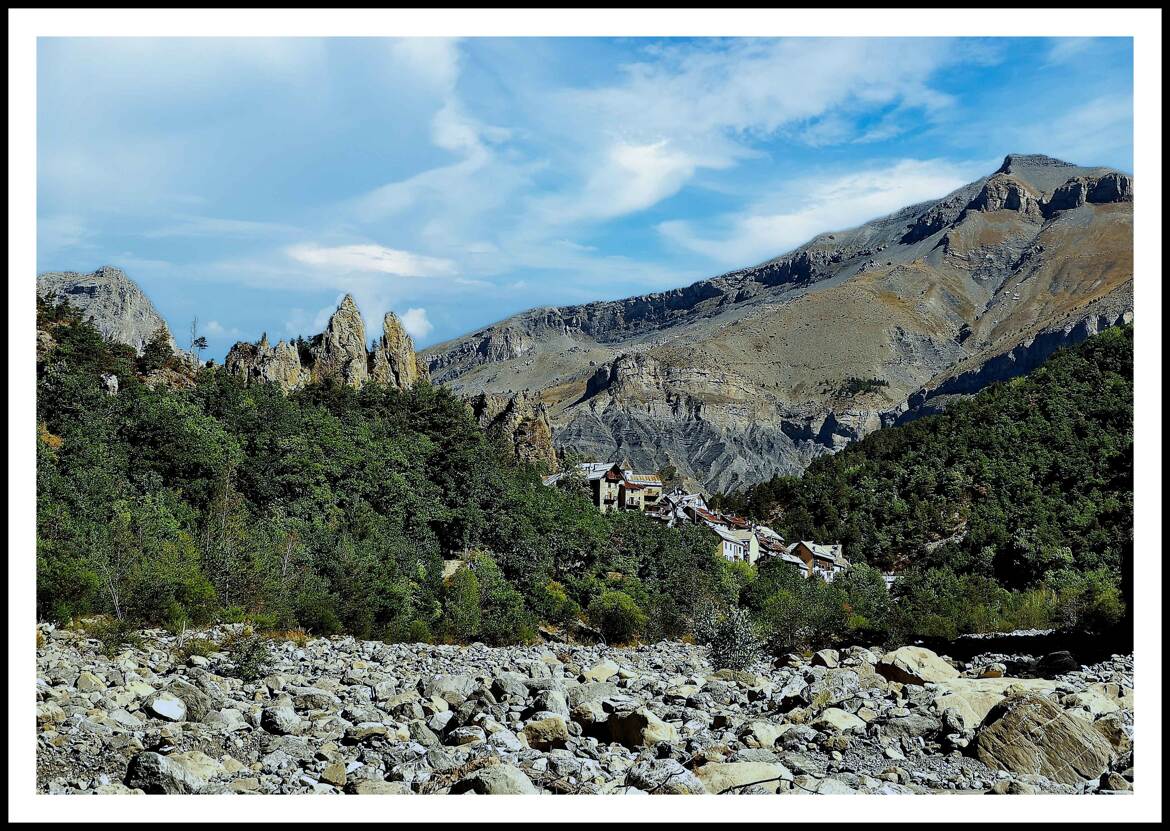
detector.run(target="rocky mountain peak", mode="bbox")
[310,295,369,388]
[225,296,431,395]
[370,311,428,389]
[36,265,176,355]
[469,390,557,472]
[996,153,1077,176]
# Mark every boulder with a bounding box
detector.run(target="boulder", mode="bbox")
[811,708,867,734]
[424,674,477,706]
[124,752,207,794]
[695,762,793,795]
[607,708,678,748]
[450,764,539,795]
[876,646,959,686]
[523,717,569,750]
[974,694,1117,785]
[624,759,707,794]
[582,659,619,683]
[811,649,839,669]
[260,705,304,735]
[931,677,1058,731]
[145,691,188,722]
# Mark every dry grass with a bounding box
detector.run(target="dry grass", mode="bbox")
[261,629,310,648]
[36,629,45,649]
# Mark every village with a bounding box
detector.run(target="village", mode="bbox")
[543,461,855,582]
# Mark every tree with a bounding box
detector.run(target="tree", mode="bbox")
[140,326,173,373]
[587,590,647,644]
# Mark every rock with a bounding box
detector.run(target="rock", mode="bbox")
[931,677,1058,731]
[370,311,428,390]
[167,751,223,783]
[811,708,866,734]
[260,705,303,735]
[37,266,176,355]
[124,752,207,794]
[583,659,620,683]
[523,717,569,750]
[75,671,105,692]
[812,649,839,669]
[877,646,959,686]
[165,678,212,721]
[696,762,793,795]
[145,691,188,722]
[424,674,477,706]
[309,295,369,388]
[225,335,310,392]
[450,764,539,795]
[974,695,1116,785]
[978,663,1006,679]
[469,392,557,471]
[607,708,679,748]
[320,761,347,788]
[1092,712,1133,754]
[1036,651,1080,677]
[739,720,791,749]
[349,780,414,795]
[624,759,707,794]
[1100,771,1132,792]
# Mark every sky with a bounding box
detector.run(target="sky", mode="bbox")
[37,37,1134,359]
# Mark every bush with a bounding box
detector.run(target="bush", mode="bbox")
[1045,568,1125,634]
[87,617,144,658]
[587,590,647,644]
[175,636,217,662]
[442,566,481,643]
[226,633,273,680]
[705,606,764,672]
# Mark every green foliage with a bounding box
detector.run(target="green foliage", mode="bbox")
[587,590,648,644]
[35,297,1129,649]
[225,633,273,681]
[175,637,217,662]
[442,566,481,643]
[719,326,1132,611]
[704,606,764,671]
[87,617,145,658]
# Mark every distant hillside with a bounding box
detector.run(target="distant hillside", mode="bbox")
[422,154,1134,492]
[712,325,1133,596]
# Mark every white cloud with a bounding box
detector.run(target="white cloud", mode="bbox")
[1044,38,1096,67]
[286,243,456,277]
[658,158,977,267]
[399,307,433,340]
[203,320,241,337]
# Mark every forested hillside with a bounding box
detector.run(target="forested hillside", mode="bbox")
[36,296,728,643]
[36,297,1131,649]
[714,325,1133,631]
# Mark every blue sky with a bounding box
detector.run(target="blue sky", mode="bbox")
[37,37,1133,358]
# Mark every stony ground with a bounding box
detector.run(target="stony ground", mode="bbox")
[35,624,1134,795]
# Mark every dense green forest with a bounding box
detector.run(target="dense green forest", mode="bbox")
[714,325,1133,637]
[36,296,1131,651]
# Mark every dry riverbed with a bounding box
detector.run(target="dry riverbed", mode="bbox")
[36,624,1134,795]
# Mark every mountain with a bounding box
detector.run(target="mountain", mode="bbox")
[421,154,1134,493]
[36,265,176,355]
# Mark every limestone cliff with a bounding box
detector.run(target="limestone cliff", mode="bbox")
[370,311,429,389]
[469,391,558,473]
[36,266,176,355]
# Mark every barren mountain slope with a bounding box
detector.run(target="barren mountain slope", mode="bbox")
[425,154,1134,492]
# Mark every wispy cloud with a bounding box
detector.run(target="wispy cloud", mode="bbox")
[286,243,457,277]
[658,158,978,267]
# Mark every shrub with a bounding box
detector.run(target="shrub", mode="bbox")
[226,633,273,680]
[587,590,647,644]
[175,636,217,662]
[88,617,144,658]
[705,606,764,672]
[442,566,481,643]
